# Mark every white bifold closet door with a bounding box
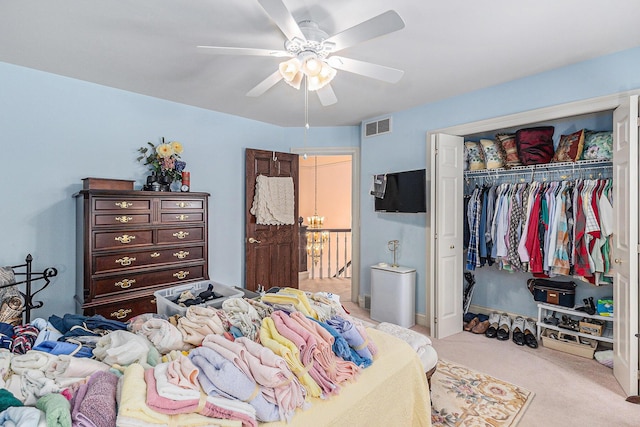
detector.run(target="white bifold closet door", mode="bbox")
[612,95,639,396]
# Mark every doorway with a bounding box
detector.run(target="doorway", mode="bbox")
[291,147,360,305]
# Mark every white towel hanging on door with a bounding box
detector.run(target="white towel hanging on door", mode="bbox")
[250,175,295,225]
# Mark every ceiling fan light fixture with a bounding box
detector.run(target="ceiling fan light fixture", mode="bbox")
[284,71,303,89]
[302,57,323,77]
[278,58,301,82]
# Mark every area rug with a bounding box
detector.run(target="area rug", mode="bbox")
[431,359,534,427]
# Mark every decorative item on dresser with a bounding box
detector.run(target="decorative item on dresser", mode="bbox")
[74,188,209,322]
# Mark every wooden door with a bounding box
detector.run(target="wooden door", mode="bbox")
[431,133,464,338]
[612,95,639,396]
[245,148,299,292]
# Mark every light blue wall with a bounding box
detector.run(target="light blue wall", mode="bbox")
[360,46,640,317]
[3,45,640,321]
[0,61,358,319]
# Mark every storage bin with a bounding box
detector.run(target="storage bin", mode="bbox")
[579,320,604,337]
[154,281,243,317]
[597,298,613,317]
[541,329,597,359]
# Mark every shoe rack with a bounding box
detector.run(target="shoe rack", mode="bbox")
[536,303,613,344]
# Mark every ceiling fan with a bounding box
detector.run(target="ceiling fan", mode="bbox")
[197,0,405,106]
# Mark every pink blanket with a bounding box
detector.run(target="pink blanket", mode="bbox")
[144,367,256,427]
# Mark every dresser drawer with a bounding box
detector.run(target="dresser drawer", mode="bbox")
[94,213,151,226]
[160,198,204,210]
[160,212,204,223]
[94,198,151,211]
[91,264,205,298]
[157,226,204,244]
[87,295,158,321]
[94,229,154,250]
[94,245,205,274]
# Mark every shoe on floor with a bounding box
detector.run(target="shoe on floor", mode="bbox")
[472,319,490,334]
[496,314,511,341]
[464,317,479,332]
[512,316,526,346]
[524,318,539,348]
[485,312,500,338]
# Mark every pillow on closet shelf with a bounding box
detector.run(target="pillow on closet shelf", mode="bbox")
[464,141,486,171]
[495,133,521,167]
[479,139,505,169]
[551,129,585,162]
[581,130,613,160]
[515,126,555,165]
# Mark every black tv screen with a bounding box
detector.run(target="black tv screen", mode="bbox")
[374,169,426,213]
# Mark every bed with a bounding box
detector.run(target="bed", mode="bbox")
[0,271,432,427]
[261,328,432,427]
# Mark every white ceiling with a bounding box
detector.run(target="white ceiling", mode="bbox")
[2,1,639,127]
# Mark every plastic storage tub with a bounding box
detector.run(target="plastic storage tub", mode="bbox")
[154,280,243,317]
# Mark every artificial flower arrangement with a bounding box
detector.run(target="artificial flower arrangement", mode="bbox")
[137,138,186,183]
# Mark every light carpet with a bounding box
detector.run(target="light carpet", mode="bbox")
[431,359,534,427]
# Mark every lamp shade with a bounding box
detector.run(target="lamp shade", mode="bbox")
[279,58,301,82]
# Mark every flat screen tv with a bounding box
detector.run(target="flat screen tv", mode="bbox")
[374,169,426,213]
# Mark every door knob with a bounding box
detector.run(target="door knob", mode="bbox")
[248,237,262,244]
[614,258,623,264]
[450,245,455,249]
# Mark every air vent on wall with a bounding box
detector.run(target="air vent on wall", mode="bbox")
[364,117,392,137]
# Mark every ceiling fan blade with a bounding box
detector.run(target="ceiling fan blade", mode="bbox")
[258,0,306,42]
[316,84,338,106]
[197,46,292,57]
[246,70,284,97]
[328,56,404,83]
[325,10,405,53]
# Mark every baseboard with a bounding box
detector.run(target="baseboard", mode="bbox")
[468,304,531,320]
[415,313,427,327]
[359,294,371,309]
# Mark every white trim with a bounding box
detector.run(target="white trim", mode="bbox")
[290,146,361,304]
[430,90,640,136]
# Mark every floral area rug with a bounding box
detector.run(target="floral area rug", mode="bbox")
[431,359,534,427]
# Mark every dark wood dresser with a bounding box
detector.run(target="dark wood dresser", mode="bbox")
[74,190,209,321]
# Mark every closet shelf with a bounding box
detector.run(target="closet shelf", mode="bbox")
[536,303,613,344]
[464,159,612,180]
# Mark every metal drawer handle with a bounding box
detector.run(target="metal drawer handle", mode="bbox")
[173,270,190,279]
[176,214,189,221]
[176,202,191,208]
[110,308,132,319]
[115,234,135,244]
[173,231,189,239]
[150,252,160,258]
[151,298,156,304]
[115,216,133,223]
[115,202,133,209]
[115,256,136,266]
[115,278,136,289]
[173,251,190,259]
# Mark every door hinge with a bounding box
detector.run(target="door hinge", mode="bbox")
[434,316,438,324]
[434,232,438,239]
